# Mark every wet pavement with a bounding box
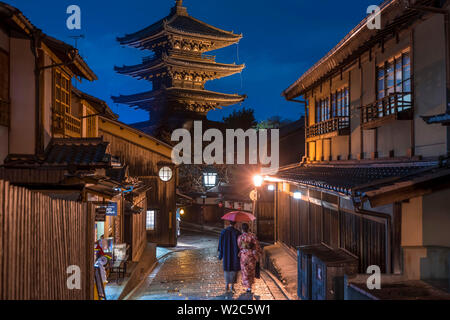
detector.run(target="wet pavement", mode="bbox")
[131,231,277,300]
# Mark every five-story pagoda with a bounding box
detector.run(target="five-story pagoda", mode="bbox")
[113,0,246,138]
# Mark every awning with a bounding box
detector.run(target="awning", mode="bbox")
[269,159,450,208]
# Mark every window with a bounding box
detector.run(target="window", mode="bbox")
[159,166,173,182]
[316,98,330,123]
[54,69,71,114]
[146,210,156,231]
[85,105,97,138]
[377,51,411,112]
[331,87,349,118]
[203,172,217,187]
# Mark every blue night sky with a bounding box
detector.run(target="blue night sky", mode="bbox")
[6,0,378,124]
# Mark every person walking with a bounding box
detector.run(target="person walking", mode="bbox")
[218,221,241,292]
[238,223,262,293]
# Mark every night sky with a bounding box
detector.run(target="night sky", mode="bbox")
[7,0,378,124]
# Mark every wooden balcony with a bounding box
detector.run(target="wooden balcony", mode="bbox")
[0,99,9,127]
[361,92,413,130]
[306,117,350,140]
[52,107,81,138]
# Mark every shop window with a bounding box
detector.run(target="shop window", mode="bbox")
[146,210,156,231]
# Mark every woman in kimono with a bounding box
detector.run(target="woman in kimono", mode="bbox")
[238,223,262,293]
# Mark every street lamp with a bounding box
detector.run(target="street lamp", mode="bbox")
[253,175,263,187]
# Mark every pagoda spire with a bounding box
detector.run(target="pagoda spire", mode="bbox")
[173,0,187,15]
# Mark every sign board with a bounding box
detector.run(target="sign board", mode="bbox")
[95,207,106,222]
[105,202,118,216]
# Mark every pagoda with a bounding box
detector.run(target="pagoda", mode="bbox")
[113,0,246,138]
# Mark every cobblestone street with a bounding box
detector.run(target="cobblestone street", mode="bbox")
[131,231,280,300]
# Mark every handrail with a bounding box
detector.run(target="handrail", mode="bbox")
[361,92,413,125]
[306,117,349,138]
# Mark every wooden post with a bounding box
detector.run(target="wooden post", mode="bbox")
[392,202,402,274]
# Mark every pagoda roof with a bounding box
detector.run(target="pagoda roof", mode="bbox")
[117,1,242,50]
[114,54,245,79]
[112,87,246,109]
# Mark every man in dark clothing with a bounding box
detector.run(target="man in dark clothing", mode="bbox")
[218,221,241,292]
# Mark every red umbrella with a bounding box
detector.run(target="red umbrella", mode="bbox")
[222,211,256,222]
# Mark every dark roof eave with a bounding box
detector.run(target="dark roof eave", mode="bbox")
[282,0,416,99]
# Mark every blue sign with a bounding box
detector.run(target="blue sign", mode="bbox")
[105,202,118,216]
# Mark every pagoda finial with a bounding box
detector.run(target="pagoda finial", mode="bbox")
[172,0,187,15]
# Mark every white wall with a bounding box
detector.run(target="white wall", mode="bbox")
[414,14,447,158]
[9,37,35,155]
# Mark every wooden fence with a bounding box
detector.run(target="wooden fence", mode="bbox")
[0,179,94,300]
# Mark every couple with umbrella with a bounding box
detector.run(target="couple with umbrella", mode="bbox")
[218,211,262,293]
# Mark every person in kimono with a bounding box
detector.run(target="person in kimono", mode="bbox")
[218,221,241,292]
[238,223,262,293]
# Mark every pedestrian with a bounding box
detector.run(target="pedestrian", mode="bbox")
[238,223,262,293]
[218,221,241,292]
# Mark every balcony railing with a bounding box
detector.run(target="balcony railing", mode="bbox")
[306,117,350,139]
[52,107,81,138]
[0,99,10,127]
[361,92,413,129]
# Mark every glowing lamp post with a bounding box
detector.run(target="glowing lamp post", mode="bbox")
[253,175,263,188]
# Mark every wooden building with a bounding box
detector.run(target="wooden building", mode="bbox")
[0,2,178,301]
[112,0,246,138]
[98,116,177,247]
[268,0,450,299]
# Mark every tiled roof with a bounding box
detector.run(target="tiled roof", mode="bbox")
[273,162,439,196]
[117,3,241,46]
[72,88,118,120]
[112,87,246,107]
[44,138,111,167]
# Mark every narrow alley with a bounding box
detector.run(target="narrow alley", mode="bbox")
[130,231,285,300]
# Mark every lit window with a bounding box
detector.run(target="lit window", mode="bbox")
[203,173,217,187]
[159,166,173,182]
[54,69,71,114]
[146,210,156,231]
